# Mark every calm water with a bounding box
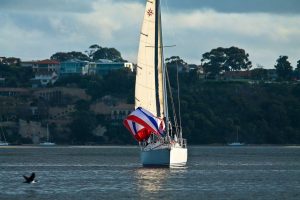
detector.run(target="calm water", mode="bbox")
[0,146,300,200]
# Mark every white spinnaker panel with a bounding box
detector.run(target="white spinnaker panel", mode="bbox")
[135,0,157,116]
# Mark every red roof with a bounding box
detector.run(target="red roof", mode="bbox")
[36,59,59,65]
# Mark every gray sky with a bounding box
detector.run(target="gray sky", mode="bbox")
[0,0,299,68]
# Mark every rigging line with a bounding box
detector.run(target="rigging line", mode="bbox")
[163,0,185,50]
[163,0,183,138]
[165,64,179,136]
[176,60,183,137]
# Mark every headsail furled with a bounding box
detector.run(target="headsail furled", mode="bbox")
[123,107,165,141]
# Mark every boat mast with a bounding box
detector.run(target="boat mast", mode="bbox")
[47,124,49,142]
[236,126,239,142]
[155,0,169,136]
[154,0,160,117]
[1,126,7,143]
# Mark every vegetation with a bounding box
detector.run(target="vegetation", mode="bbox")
[86,44,126,62]
[91,68,300,145]
[0,63,32,87]
[201,47,252,78]
[177,77,300,144]
[50,44,126,62]
[165,56,187,65]
[274,56,293,81]
[69,102,98,144]
[50,51,90,62]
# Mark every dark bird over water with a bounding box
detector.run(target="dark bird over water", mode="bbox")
[23,172,37,183]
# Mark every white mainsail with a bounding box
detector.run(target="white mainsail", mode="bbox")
[135,0,165,118]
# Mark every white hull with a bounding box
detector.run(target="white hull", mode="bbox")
[228,142,245,146]
[39,142,56,146]
[141,144,187,167]
[0,142,9,146]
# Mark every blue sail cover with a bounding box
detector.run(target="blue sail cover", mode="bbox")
[123,107,165,142]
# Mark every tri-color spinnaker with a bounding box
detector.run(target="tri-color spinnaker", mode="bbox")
[123,107,165,141]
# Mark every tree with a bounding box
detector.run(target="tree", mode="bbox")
[201,47,252,78]
[165,56,187,65]
[50,51,90,62]
[224,47,252,71]
[86,44,125,62]
[294,60,300,80]
[86,44,101,59]
[69,111,97,144]
[165,56,189,73]
[0,57,21,66]
[93,47,125,62]
[274,56,293,81]
[0,63,33,87]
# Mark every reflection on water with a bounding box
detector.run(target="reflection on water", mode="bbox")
[135,166,189,199]
[135,168,169,193]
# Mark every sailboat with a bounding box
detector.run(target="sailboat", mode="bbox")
[0,126,9,146]
[124,0,187,167]
[228,126,244,146]
[39,124,56,146]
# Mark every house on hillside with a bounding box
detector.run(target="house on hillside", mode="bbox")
[30,59,60,87]
[32,59,60,73]
[60,59,89,76]
[21,61,37,68]
[30,71,58,88]
[82,59,133,75]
